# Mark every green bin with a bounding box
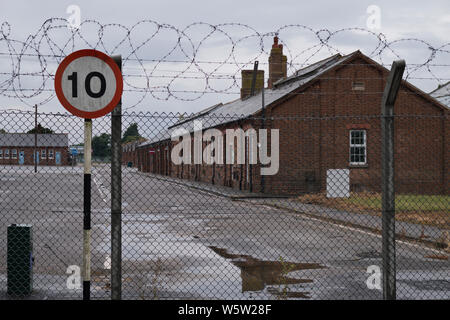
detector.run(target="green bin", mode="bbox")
[7,224,33,296]
[127,161,132,167]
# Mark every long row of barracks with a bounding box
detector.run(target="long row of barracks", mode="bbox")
[123,37,449,196]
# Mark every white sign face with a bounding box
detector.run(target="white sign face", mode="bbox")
[61,56,117,112]
[55,49,123,119]
[326,169,350,198]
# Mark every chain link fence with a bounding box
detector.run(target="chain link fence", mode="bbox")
[0,110,448,300]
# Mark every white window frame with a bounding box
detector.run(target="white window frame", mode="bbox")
[4,149,9,159]
[48,149,54,159]
[352,81,365,91]
[41,149,46,159]
[11,149,17,159]
[349,130,367,165]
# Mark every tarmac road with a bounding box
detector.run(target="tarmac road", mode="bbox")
[0,165,448,299]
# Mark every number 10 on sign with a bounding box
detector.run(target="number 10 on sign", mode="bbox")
[55,49,123,119]
[54,49,123,300]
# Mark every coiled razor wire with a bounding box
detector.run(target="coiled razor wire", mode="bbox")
[0,18,449,110]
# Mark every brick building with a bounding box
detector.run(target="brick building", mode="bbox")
[0,133,69,166]
[122,137,147,167]
[131,37,449,196]
[136,130,171,174]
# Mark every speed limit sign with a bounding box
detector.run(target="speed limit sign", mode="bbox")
[55,49,123,119]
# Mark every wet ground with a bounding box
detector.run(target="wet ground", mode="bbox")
[0,165,448,299]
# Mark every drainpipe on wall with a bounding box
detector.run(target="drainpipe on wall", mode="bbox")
[238,121,243,191]
[260,87,265,193]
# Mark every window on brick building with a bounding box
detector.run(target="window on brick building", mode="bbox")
[211,136,215,158]
[352,82,365,91]
[48,149,54,159]
[0,149,3,159]
[349,130,366,165]
[41,149,46,159]
[4,149,9,159]
[228,143,235,177]
[11,149,17,159]
[229,143,235,164]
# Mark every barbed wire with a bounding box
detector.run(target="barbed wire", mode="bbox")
[1,108,447,122]
[0,18,450,110]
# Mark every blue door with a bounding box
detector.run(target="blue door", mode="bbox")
[55,151,61,165]
[19,151,24,165]
[33,151,39,164]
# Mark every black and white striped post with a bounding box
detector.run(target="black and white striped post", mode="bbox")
[83,118,92,300]
[54,49,124,301]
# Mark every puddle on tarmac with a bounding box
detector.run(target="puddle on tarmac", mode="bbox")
[209,246,325,298]
[267,287,310,299]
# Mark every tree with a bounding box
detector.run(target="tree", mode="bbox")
[122,123,142,143]
[92,133,111,159]
[0,129,6,133]
[27,124,54,134]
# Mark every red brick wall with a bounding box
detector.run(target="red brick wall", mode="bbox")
[0,146,69,166]
[267,57,448,195]
[136,55,449,196]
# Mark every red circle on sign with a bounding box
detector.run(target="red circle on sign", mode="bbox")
[54,49,123,119]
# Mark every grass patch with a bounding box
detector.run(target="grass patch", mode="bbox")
[344,194,448,211]
[295,192,450,229]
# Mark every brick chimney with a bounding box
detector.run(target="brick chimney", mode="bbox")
[268,36,287,88]
[240,69,264,99]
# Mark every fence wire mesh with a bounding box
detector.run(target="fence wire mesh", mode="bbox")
[0,109,448,300]
[0,17,449,301]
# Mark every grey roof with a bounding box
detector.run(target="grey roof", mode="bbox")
[137,51,358,147]
[139,130,171,147]
[167,52,353,132]
[0,133,69,147]
[171,103,223,129]
[430,81,450,108]
[139,103,224,148]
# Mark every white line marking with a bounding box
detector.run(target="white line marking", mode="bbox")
[93,175,110,204]
[260,203,447,254]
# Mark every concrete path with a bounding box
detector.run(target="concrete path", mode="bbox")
[135,170,449,246]
[0,165,448,300]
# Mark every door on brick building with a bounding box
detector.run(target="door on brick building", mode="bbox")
[245,134,254,188]
[33,151,39,165]
[246,136,250,185]
[165,147,169,176]
[55,151,61,165]
[19,151,24,165]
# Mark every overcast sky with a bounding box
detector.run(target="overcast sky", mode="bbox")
[1,0,449,116]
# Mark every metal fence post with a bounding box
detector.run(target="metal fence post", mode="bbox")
[381,59,405,300]
[250,61,259,96]
[34,104,37,173]
[260,86,265,193]
[83,118,92,300]
[111,55,122,300]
